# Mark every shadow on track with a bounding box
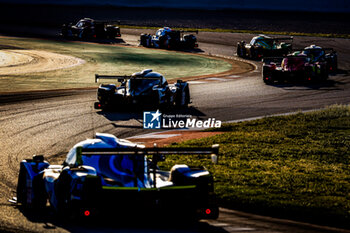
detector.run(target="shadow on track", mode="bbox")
[60,37,126,45]
[267,78,344,91]
[0,24,126,45]
[182,47,205,53]
[14,204,228,233]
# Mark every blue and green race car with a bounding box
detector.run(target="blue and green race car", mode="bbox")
[15,133,219,219]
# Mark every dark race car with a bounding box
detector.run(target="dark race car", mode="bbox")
[140,27,198,50]
[94,69,190,110]
[61,18,121,40]
[301,45,338,73]
[262,53,328,84]
[237,34,293,60]
[15,133,219,220]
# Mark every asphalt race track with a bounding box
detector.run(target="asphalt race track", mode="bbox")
[0,29,350,232]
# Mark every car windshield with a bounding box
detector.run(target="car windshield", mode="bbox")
[256,39,274,48]
[76,20,92,28]
[250,38,256,45]
[129,78,160,94]
[156,29,164,36]
[76,21,84,27]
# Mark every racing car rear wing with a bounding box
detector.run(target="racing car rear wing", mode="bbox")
[292,48,336,53]
[95,74,131,83]
[262,57,284,65]
[256,36,293,42]
[95,74,162,83]
[78,145,220,164]
[77,145,219,188]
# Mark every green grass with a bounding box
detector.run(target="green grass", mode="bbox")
[162,105,350,227]
[0,37,232,92]
[120,25,350,39]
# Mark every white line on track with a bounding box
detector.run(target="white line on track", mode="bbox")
[128,133,181,139]
[206,77,229,81]
[187,81,208,84]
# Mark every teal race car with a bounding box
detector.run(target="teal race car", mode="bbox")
[237,34,293,60]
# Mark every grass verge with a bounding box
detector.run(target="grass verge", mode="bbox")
[0,36,233,93]
[162,105,350,228]
[120,25,350,39]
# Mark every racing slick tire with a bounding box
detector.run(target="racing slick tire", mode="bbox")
[61,24,69,38]
[333,57,338,72]
[175,84,190,108]
[17,164,47,209]
[249,47,256,60]
[17,164,29,207]
[158,35,167,49]
[140,34,152,47]
[81,29,93,40]
[237,43,246,58]
[106,26,120,39]
[56,170,73,216]
[183,34,197,49]
[320,67,329,81]
[328,57,338,73]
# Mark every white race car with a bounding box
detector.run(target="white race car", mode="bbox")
[140,27,198,49]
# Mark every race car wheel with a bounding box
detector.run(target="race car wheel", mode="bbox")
[106,26,119,39]
[175,84,190,108]
[61,24,69,38]
[158,35,167,49]
[17,164,29,207]
[81,29,93,40]
[183,34,197,49]
[32,174,47,209]
[56,170,73,215]
[237,44,245,58]
[183,85,190,107]
[140,34,151,47]
[329,57,338,73]
[17,164,47,209]
[159,96,173,111]
[321,68,329,81]
[249,47,256,59]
